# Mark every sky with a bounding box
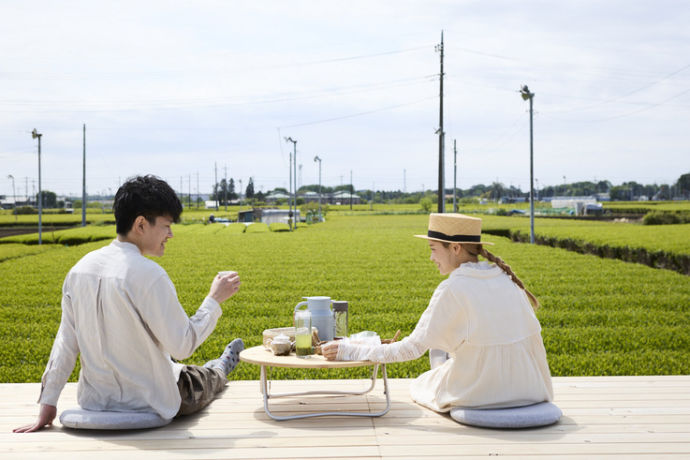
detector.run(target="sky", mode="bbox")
[1,0,689,198]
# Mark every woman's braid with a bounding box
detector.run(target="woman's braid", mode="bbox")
[476,246,540,310]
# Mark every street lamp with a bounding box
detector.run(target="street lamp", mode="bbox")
[284,137,297,231]
[7,174,16,222]
[520,85,535,244]
[313,155,322,221]
[31,129,43,245]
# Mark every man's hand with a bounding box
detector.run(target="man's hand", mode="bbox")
[322,341,340,361]
[209,271,241,304]
[13,404,57,433]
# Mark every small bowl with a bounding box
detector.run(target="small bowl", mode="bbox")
[270,341,292,356]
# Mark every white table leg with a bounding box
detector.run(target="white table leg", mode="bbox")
[260,364,391,421]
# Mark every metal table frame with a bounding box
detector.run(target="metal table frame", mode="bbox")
[242,346,390,421]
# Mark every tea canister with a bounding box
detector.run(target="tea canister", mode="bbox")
[332,300,349,338]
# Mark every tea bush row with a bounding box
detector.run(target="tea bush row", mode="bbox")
[0,214,688,383]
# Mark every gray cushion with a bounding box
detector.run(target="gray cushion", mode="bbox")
[450,402,562,428]
[60,408,171,430]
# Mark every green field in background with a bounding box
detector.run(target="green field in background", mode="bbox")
[1,214,688,383]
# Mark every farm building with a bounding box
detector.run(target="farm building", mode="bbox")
[551,196,602,216]
[238,208,301,224]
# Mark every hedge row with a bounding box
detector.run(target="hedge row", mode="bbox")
[491,229,690,275]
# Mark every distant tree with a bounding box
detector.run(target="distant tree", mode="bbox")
[37,190,57,208]
[609,185,630,201]
[420,197,433,213]
[245,177,255,199]
[485,182,505,200]
[334,184,354,193]
[211,179,228,204]
[467,183,488,197]
[596,180,612,193]
[228,178,237,200]
[676,173,690,198]
[657,184,671,200]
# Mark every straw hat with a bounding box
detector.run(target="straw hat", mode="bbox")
[414,213,494,245]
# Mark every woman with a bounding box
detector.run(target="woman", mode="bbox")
[322,213,553,413]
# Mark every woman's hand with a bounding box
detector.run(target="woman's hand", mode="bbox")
[321,341,339,360]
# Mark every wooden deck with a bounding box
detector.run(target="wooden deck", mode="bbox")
[2,375,689,459]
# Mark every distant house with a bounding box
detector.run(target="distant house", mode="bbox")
[299,191,321,203]
[330,191,361,205]
[0,195,32,209]
[499,197,527,204]
[265,191,290,203]
[595,193,611,202]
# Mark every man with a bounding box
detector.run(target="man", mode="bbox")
[15,175,244,433]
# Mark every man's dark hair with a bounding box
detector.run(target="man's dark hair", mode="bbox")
[113,175,183,235]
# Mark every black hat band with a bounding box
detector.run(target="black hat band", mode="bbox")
[427,230,481,243]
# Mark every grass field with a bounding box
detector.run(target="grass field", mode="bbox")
[1,214,688,383]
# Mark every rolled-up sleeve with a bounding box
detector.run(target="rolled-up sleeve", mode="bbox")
[337,280,465,363]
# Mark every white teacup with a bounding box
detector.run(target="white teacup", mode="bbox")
[217,270,238,277]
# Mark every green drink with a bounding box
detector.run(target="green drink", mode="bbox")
[295,330,312,356]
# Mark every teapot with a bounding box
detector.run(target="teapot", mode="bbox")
[295,296,334,341]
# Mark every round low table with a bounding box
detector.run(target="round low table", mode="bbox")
[239,345,390,420]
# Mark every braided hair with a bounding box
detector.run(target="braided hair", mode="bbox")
[445,242,540,311]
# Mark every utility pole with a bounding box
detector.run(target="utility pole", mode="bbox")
[371,182,374,211]
[453,139,458,213]
[314,155,322,221]
[403,169,407,193]
[180,176,183,204]
[224,165,228,211]
[7,175,16,222]
[289,152,293,228]
[520,85,535,244]
[82,124,86,227]
[285,137,297,231]
[350,170,353,210]
[196,171,200,209]
[214,162,219,210]
[31,129,43,244]
[436,31,445,213]
[188,174,191,209]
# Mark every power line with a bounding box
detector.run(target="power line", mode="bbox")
[278,96,435,129]
[546,62,690,115]
[592,86,690,122]
[0,75,437,114]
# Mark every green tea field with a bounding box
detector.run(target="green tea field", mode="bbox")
[1,214,688,383]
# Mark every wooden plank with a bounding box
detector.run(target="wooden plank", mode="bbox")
[0,435,381,452]
[379,443,690,456]
[3,377,690,459]
[8,446,382,460]
[372,432,690,445]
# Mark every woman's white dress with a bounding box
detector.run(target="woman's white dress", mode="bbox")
[336,261,554,412]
